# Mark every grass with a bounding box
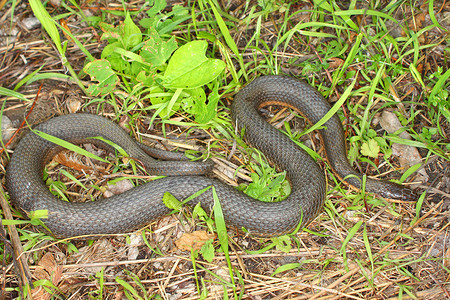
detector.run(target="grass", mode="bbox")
[0,0,449,299]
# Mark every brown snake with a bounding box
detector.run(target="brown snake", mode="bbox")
[6,76,416,237]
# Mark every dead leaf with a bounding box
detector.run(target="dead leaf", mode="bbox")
[175,230,216,252]
[32,253,63,300]
[66,98,81,113]
[53,150,94,173]
[408,13,425,32]
[328,57,345,69]
[379,111,427,181]
[118,115,131,133]
[60,19,73,42]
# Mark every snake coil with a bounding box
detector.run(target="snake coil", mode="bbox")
[6,76,415,237]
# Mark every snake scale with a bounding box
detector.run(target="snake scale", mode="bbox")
[6,76,415,237]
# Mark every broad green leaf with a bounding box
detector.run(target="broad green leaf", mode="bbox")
[146,0,167,18]
[181,86,219,124]
[135,69,155,86]
[162,192,182,210]
[101,41,130,72]
[271,235,292,253]
[84,59,119,96]
[163,40,226,89]
[121,13,142,50]
[200,239,215,263]
[140,29,178,67]
[99,22,120,41]
[360,139,380,158]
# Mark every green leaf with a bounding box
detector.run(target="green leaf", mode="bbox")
[0,87,30,102]
[83,59,119,96]
[29,210,49,223]
[181,86,219,124]
[101,41,130,72]
[163,40,226,89]
[135,69,155,86]
[162,192,182,211]
[140,29,178,67]
[115,277,143,300]
[272,263,301,276]
[271,235,292,253]
[360,139,380,158]
[341,220,363,271]
[200,239,215,263]
[99,22,120,41]
[146,0,167,18]
[302,75,357,136]
[121,13,142,50]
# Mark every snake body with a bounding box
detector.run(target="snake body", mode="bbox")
[6,76,414,237]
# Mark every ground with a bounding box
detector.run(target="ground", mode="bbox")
[0,0,449,299]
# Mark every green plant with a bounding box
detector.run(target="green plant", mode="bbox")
[84,9,226,125]
[116,270,152,300]
[29,0,92,94]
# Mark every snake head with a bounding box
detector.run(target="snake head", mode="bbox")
[378,181,417,201]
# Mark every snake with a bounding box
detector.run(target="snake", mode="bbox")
[5,76,416,238]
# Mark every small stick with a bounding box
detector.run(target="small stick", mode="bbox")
[0,83,43,154]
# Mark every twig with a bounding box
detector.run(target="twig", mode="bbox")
[0,185,32,299]
[0,83,43,155]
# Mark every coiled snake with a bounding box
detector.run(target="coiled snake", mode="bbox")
[6,76,415,237]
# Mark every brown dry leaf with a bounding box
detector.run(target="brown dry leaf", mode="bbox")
[402,11,427,37]
[409,12,425,32]
[60,18,73,42]
[66,98,82,113]
[175,230,216,251]
[328,57,345,69]
[53,150,94,172]
[31,253,63,300]
[416,63,423,73]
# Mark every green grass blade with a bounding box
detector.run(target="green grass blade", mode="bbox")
[428,0,445,30]
[13,65,45,91]
[359,64,385,137]
[29,0,63,54]
[335,9,399,24]
[340,220,363,271]
[0,87,30,102]
[430,68,450,99]
[33,130,109,164]
[212,186,237,296]
[272,263,301,276]
[115,277,143,300]
[207,0,245,82]
[54,21,95,61]
[302,75,357,136]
